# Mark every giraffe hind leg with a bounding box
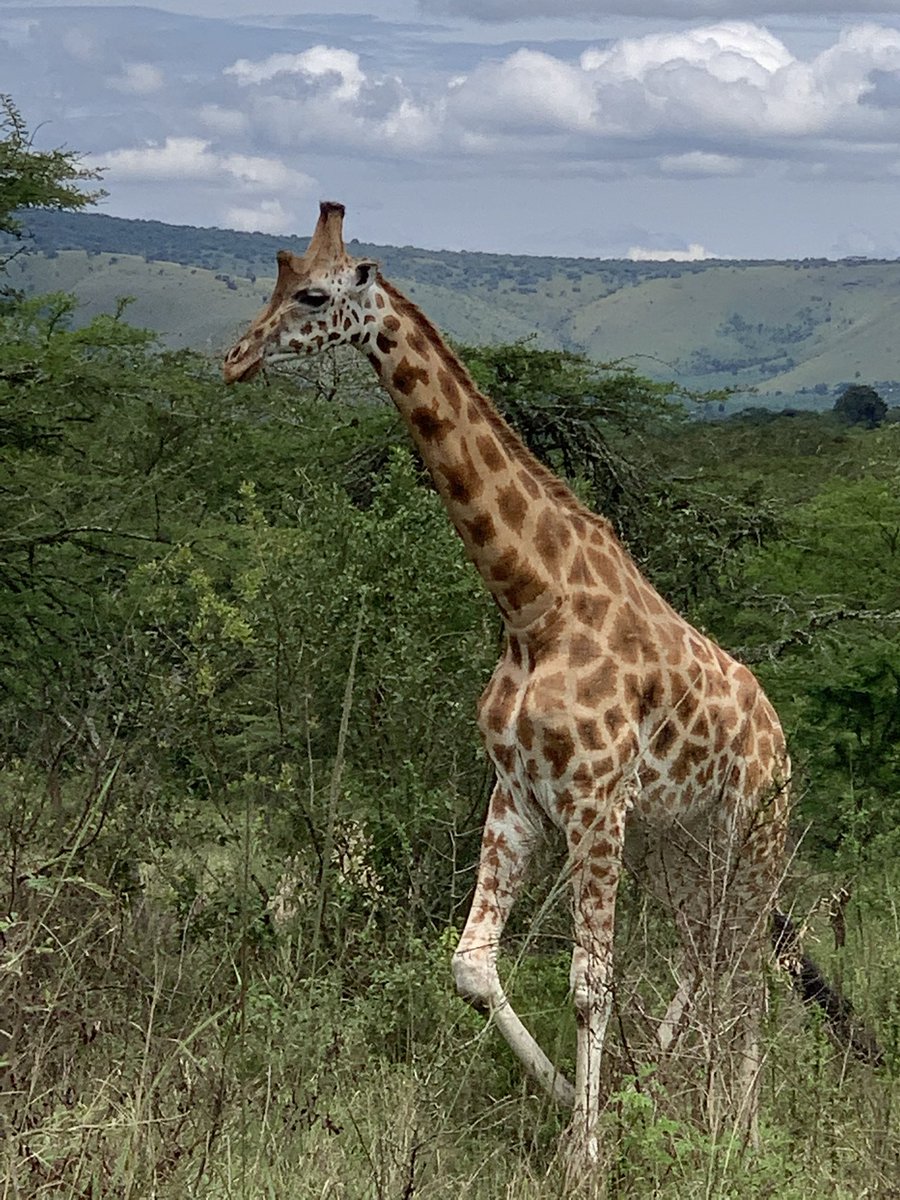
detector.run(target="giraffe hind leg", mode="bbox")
[451,784,575,1107]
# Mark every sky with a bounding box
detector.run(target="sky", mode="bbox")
[3,1,900,259]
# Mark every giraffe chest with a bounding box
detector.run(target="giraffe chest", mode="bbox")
[476,653,631,819]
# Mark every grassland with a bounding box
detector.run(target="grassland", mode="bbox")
[9,210,900,403]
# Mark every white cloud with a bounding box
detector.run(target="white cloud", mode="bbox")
[100,137,217,180]
[437,21,900,147]
[225,45,365,101]
[98,136,314,193]
[448,49,596,134]
[628,242,716,260]
[107,62,164,95]
[223,199,294,234]
[226,44,441,154]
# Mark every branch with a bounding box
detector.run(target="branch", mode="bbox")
[734,607,900,663]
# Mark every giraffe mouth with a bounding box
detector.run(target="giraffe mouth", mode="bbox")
[223,354,264,385]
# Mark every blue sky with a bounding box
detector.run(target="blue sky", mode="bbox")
[4,1,900,258]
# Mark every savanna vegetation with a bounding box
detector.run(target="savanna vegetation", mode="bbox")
[1,103,898,1197]
[10,206,900,400]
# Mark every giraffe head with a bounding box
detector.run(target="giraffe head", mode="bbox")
[223,200,378,383]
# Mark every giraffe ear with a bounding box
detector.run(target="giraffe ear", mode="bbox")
[352,260,378,292]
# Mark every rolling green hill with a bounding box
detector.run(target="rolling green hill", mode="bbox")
[6,211,900,405]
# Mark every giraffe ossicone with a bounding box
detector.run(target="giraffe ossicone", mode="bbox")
[224,200,794,1165]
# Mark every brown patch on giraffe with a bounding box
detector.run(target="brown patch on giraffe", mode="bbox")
[572,593,611,630]
[568,550,595,586]
[437,368,462,415]
[377,331,398,354]
[466,401,485,424]
[437,445,483,505]
[576,718,604,751]
[534,510,572,571]
[652,719,677,756]
[691,711,710,741]
[593,756,614,779]
[486,674,518,733]
[509,637,523,668]
[491,743,516,774]
[586,548,617,588]
[517,712,535,750]
[576,659,617,708]
[392,356,430,395]
[503,569,547,612]
[604,706,626,740]
[543,727,575,778]
[712,715,733,753]
[610,605,643,664]
[496,482,528,535]
[519,471,541,499]
[476,435,506,472]
[696,761,714,787]
[568,633,596,668]
[410,406,451,443]
[490,789,515,819]
[375,293,385,309]
[578,806,598,830]
[614,731,639,764]
[491,548,520,583]
[676,687,698,723]
[573,762,593,789]
[465,512,496,547]
[383,314,401,332]
[408,329,430,358]
[636,672,666,722]
[557,789,577,819]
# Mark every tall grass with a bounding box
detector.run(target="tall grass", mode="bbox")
[2,756,897,1199]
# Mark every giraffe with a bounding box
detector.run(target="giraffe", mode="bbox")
[223,201,792,1164]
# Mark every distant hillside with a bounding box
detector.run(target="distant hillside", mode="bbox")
[6,210,900,407]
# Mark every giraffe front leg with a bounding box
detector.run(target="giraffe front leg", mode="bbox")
[452,784,575,1107]
[567,805,625,1170]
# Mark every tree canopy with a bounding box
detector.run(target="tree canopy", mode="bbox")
[833,383,888,428]
[0,94,104,240]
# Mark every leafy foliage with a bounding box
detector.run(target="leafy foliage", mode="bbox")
[1,288,898,1198]
[833,383,888,428]
[0,96,104,240]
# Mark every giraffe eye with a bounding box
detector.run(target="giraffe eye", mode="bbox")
[294,289,329,308]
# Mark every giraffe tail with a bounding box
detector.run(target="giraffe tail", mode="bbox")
[771,908,884,1066]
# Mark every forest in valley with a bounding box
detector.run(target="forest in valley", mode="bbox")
[2,100,899,1198]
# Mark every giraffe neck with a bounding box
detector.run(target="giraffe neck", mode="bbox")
[358,278,620,630]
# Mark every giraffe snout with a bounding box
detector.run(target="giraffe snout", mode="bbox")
[222,340,262,384]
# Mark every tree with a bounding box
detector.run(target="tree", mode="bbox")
[833,384,888,429]
[0,94,104,240]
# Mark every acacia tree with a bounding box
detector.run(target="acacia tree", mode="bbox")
[0,94,104,240]
[833,384,888,429]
